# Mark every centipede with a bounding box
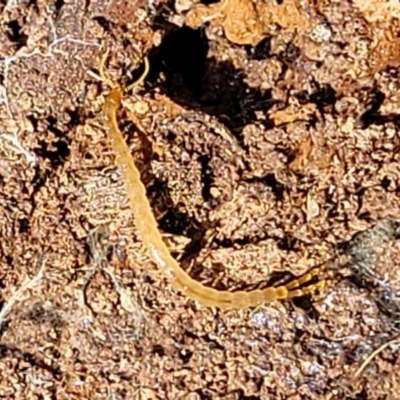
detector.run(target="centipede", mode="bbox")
[101,55,330,309]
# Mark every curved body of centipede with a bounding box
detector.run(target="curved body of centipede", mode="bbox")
[103,82,328,309]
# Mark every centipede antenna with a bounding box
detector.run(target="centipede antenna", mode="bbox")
[99,48,115,88]
[126,56,150,93]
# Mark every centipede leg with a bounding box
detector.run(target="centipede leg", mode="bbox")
[286,279,328,299]
[274,261,332,300]
[284,263,328,291]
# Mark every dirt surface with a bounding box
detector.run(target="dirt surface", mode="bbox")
[1,0,400,398]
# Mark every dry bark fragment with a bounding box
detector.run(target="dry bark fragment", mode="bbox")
[186,0,312,46]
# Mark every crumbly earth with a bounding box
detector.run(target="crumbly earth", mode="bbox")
[1,0,400,399]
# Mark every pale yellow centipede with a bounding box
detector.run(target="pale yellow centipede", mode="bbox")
[101,58,328,309]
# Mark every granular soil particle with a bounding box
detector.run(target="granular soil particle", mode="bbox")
[0,0,400,398]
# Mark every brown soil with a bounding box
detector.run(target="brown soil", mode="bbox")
[1,0,400,398]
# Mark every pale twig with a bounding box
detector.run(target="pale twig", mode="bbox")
[0,255,47,330]
[354,335,400,379]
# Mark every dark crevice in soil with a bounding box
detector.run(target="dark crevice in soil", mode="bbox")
[54,0,65,13]
[22,110,85,230]
[145,20,277,148]
[178,348,193,363]
[195,389,213,400]
[34,115,71,170]
[0,344,63,378]
[242,173,286,201]
[309,82,337,108]
[360,110,400,128]
[147,24,209,96]
[198,154,214,202]
[245,36,271,60]
[355,86,400,129]
[277,234,299,251]
[27,0,40,12]
[6,19,28,50]
[93,15,113,32]
[291,296,320,319]
[277,42,301,66]
[212,232,286,250]
[156,206,200,238]
[29,166,49,200]
[66,107,86,126]
[200,0,220,5]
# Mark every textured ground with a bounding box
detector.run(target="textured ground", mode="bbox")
[1,0,400,399]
